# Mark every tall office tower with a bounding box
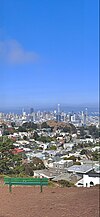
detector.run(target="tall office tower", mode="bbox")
[81,111,84,125]
[53,110,57,120]
[56,103,61,122]
[81,111,86,126]
[67,113,71,122]
[30,108,34,114]
[22,108,24,114]
[0,113,3,119]
[85,108,88,125]
[22,108,26,117]
[58,104,60,114]
[61,112,65,122]
[71,113,76,122]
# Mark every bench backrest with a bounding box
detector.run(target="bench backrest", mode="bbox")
[4,177,48,185]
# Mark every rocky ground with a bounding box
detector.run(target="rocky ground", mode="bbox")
[0,184,99,217]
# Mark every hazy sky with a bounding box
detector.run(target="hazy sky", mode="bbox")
[0,0,99,108]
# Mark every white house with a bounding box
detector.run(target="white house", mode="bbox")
[80,138,94,143]
[92,146,100,152]
[0,130,2,137]
[53,159,73,170]
[83,174,100,187]
[76,174,100,187]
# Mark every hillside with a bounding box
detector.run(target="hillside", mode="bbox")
[47,120,76,132]
[0,184,99,217]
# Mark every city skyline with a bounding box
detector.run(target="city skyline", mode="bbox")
[0,0,99,108]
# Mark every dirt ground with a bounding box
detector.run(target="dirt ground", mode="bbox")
[0,184,99,217]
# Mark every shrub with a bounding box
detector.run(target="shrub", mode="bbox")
[74,161,81,165]
[58,180,74,187]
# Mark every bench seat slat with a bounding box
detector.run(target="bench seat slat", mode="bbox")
[8,182,48,186]
[4,178,48,181]
[4,178,48,184]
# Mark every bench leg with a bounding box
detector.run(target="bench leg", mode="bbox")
[40,185,42,193]
[9,184,12,193]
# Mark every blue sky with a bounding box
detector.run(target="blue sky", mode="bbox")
[0,0,99,109]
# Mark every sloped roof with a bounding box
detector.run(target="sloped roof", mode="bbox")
[52,173,81,183]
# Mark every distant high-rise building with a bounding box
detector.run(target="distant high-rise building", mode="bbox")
[56,104,61,122]
[22,108,24,114]
[67,113,71,122]
[58,104,60,114]
[56,114,61,122]
[81,111,86,126]
[85,108,88,125]
[30,108,34,114]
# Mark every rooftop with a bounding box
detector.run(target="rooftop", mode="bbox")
[67,165,93,174]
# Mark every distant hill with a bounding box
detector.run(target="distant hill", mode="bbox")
[47,120,76,133]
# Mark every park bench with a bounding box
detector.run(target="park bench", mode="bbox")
[4,177,48,193]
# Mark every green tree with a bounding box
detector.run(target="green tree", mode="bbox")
[49,145,57,150]
[31,157,45,170]
[58,180,74,187]
[74,161,81,165]
[22,122,37,130]
[92,150,100,161]
[80,149,88,155]
[88,126,99,138]
[41,122,49,129]
[33,131,39,140]
[0,137,23,175]
[23,135,28,140]
[63,126,71,133]
[17,126,27,132]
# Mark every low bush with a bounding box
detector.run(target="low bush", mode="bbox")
[58,180,74,187]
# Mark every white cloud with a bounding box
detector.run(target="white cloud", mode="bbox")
[0,39,38,64]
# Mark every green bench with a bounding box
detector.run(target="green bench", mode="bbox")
[4,177,48,193]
